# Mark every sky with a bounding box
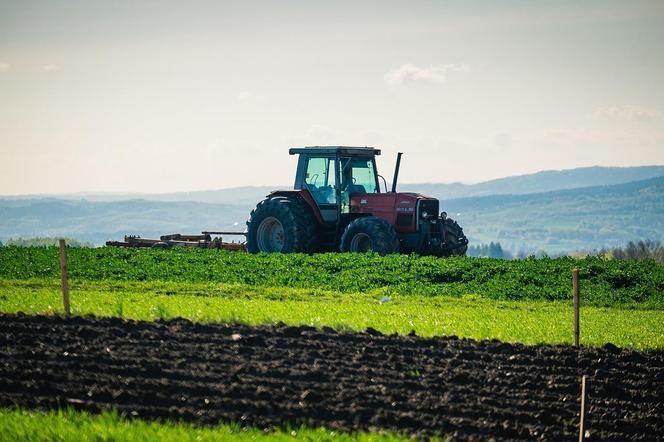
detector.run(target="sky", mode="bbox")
[1,0,663,195]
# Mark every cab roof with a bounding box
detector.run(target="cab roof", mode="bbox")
[288,146,381,157]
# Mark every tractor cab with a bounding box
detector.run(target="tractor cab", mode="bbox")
[290,146,381,223]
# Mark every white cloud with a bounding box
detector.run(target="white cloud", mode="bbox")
[494,133,512,147]
[384,63,469,87]
[0,62,10,72]
[534,127,664,148]
[236,91,266,104]
[593,105,662,121]
[237,91,254,102]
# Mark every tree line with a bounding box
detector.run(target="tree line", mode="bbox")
[0,237,93,248]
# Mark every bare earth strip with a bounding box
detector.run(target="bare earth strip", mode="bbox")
[0,314,662,440]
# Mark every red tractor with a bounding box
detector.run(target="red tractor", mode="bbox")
[246,146,468,256]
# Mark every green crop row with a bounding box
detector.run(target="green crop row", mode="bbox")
[0,247,662,307]
[2,279,662,349]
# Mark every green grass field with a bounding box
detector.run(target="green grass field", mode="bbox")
[2,278,662,349]
[0,408,420,442]
[1,247,662,307]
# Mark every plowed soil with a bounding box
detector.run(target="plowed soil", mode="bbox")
[0,314,662,440]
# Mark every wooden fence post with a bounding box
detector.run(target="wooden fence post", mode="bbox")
[579,375,587,441]
[59,239,70,316]
[573,268,580,346]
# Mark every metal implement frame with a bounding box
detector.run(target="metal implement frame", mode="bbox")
[106,231,247,251]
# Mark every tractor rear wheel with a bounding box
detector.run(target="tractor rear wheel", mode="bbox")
[340,217,400,255]
[246,197,318,253]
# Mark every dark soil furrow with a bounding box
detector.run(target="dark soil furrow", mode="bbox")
[1,314,662,441]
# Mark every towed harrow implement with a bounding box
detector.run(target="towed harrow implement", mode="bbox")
[105,231,246,251]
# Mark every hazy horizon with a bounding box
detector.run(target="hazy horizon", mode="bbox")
[1,163,662,199]
[2,1,664,194]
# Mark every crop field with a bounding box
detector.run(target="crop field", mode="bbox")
[1,247,662,306]
[1,279,663,349]
[0,246,663,440]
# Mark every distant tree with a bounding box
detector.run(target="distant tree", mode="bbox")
[572,240,663,264]
[5,237,93,248]
[488,242,507,258]
[610,240,663,264]
[467,242,512,259]
[515,249,531,259]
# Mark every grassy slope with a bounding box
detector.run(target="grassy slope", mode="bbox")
[0,408,415,442]
[2,279,662,350]
[446,176,664,253]
[1,247,662,307]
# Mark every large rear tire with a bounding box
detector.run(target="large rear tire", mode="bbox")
[340,217,400,255]
[246,197,318,253]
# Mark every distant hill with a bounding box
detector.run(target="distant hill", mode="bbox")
[0,199,250,246]
[1,175,662,253]
[400,165,664,201]
[445,176,664,254]
[3,165,663,204]
[0,186,278,205]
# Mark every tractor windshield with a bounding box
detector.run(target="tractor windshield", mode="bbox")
[340,158,378,193]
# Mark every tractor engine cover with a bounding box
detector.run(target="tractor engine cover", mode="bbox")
[349,193,419,234]
[350,192,467,256]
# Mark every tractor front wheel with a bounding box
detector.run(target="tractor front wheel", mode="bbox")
[340,217,400,255]
[441,217,468,256]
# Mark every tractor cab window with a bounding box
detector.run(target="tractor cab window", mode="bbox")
[340,158,378,194]
[304,157,337,205]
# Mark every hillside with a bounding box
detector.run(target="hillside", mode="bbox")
[0,199,249,245]
[400,165,664,201]
[3,165,663,204]
[446,176,664,254]
[1,176,662,253]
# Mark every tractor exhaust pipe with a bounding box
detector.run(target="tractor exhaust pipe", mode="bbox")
[391,152,403,193]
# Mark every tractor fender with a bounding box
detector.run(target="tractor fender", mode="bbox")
[267,190,324,224]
